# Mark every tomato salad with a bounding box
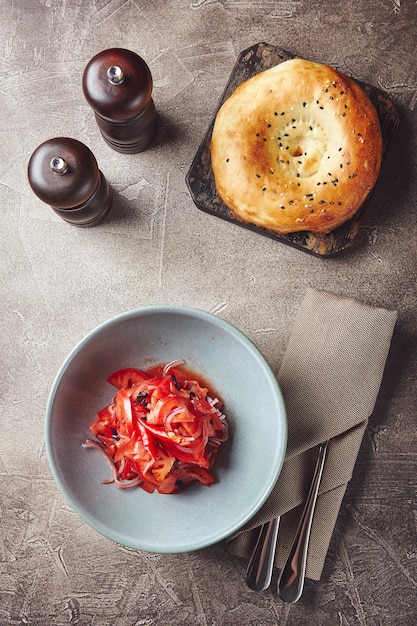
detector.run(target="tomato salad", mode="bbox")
[83,361,229,494]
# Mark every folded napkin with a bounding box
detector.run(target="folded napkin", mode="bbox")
[227,288,397,581]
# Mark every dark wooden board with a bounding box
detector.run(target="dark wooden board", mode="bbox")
[185,43,400,257]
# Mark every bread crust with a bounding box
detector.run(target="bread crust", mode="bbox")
[210,58,383,234]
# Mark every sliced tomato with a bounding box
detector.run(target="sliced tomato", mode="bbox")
[148,395,194,427]
[87,362,228,494]
[114,388,134,437]
[90,404,116,439]
[107,367,149,389]
[148,446,176,484]
[167,463,215,489]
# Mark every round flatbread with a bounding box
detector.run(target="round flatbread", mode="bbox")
[210,58,383,234]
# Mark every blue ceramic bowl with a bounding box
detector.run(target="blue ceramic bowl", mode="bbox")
[45,306,287,553]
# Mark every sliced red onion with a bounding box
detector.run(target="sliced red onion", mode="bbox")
[82,439,142,489]
[162,359,185,375]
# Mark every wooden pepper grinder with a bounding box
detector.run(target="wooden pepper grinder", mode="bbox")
[82,48,158,154]
[27,137,112,226]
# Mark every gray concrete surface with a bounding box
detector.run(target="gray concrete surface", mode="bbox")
[1,1,416,624]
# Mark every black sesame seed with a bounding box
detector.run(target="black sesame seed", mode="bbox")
[281,112,285,116]
[303,102,307,107]
[319,200,325,204]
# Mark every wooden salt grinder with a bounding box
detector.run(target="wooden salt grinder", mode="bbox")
[82,48,157,154]
[27,137,112,226]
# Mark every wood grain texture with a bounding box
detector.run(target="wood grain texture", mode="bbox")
[0,1,416,624]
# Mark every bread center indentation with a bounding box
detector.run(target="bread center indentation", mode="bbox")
[274,119,328,179]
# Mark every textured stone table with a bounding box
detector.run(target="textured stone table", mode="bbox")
[1,1,416,624]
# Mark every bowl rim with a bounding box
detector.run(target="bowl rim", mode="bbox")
[45,304,287,552]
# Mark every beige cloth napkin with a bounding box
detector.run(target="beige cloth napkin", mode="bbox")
[227,288,397,581]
